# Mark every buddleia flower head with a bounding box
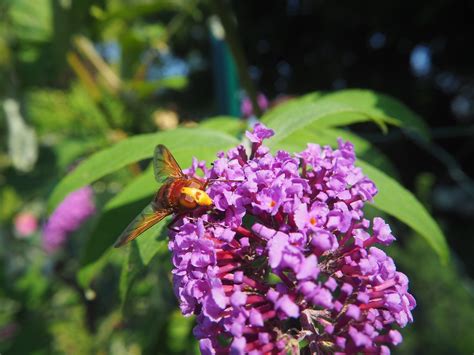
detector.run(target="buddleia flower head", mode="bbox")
[169,123,415,354]
[42,186,95,254]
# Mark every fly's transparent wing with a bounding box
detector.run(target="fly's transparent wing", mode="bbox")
[113,203,172,247]
[153,144,184,183]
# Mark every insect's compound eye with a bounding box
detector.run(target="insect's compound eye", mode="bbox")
[188,181,200,189]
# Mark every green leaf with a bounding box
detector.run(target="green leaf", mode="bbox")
[77,250,113,289]
[199,116,244,137]
[262,89,430,147]
[133,217,169,266]
[48,128,239,213]
[0,186,22,222]
[93,0,195,24]
[9,0,52,43]
[262,95,399,147]
[53,138,105,171]
[260,92,324,124]
[357,161,449,263]
[118,219,169,306]
[119,237,167,304]
[318,89,430,139]
[119,241,141,305]
[167,311,196,352]
[78,169,155,287]
[126,76,188,98]
[77,171,159,290]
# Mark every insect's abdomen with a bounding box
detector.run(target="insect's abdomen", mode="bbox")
[153,178,206,211]
[154,179,186,209]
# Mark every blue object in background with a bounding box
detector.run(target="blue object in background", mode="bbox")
[209,16,241,117]
[410,45,432,77]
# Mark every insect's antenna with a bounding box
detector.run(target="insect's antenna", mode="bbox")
[207,178,244,185]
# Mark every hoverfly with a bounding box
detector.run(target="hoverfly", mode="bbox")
[113,144,213,248]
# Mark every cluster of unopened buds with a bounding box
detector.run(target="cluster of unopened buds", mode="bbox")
[169,124,415,354]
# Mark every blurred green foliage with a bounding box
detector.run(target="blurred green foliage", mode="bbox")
[0,1,472,354]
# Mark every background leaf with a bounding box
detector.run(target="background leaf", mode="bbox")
[262,93,398,146]
[119,238,166,304]
[126,76,188,98]
[262,89,430,148]
[48,128,239,212]
[199,116,244,137]
[77,170,154,288]
[357,160,449,263]
[318,89,430,139]
[8,0,52,43]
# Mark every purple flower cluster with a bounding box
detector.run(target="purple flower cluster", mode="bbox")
[42,186,96,254]
[169,124,415,354]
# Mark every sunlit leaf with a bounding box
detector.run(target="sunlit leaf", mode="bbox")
[199,116,244,137]
[318,89,430,139]
[262,95,398,147]
[357,161,449,263]
[262,89,430,147]
[8,0,52,43]
[53,138,105,171]
[167,311,195,352]
[48,128,239,213]
[126,76,188,98]
[78,169,155,288]
[93,0,196,24]
[119,227,169,306]
[0,186,22,222]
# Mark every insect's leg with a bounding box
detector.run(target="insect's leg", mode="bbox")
[166,213,184,232]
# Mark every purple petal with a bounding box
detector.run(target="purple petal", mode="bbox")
[199,339,216,355]
[296,255,318,280]
[245,123,274,143]
[249,308,264,326]
[276,295,299,318]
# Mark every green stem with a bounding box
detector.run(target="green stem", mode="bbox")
[210,0,262,117]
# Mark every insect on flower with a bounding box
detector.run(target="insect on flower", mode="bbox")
[113,145,213,248]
